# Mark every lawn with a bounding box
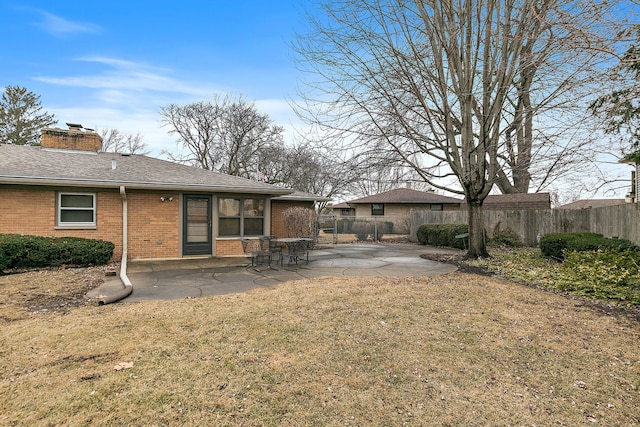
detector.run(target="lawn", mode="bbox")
[1,251,639,425]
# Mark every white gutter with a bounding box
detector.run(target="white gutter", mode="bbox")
[0,176,293,195]
[98,185,133,305]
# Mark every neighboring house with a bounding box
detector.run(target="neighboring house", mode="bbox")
[333,189,551,217]
[330,202,355,217]
[334,188,463,218]
[556,199,628,210]
[0,125,321,261]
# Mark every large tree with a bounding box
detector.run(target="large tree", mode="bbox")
[590,25,640,161]
[160,94,284,178]
[0,85,56,145]
[294,0,618,258]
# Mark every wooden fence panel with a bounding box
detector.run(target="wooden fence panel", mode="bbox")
[410,203,640,246]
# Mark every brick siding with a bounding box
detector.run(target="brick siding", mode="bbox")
[127,191,180,259]
[215,239,246,257]
[271,200,315,237]
[41,129,102,152]
[0,186,124,259]
[0,188,313,260]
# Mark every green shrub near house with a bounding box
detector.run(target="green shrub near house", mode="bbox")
[417,223,469,249]
[0,234,114,272]
[539,232,637,261]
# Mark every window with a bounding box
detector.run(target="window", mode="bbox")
[430,204,443,211]
[218,197,264,236]
[58,193,96,226]
[340,208,352,217]
[371,203,384,216]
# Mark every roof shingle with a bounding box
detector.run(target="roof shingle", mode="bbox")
[347,188,463,205]
[0,144,292,195]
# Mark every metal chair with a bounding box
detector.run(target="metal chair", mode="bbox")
[263,236,283,266]
[241,239,268,267]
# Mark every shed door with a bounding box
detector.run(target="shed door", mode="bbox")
[183,195,212,256]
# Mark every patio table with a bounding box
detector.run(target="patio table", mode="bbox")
[276,238,313,266]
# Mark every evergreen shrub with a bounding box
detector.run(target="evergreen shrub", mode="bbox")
[0,234,114,272]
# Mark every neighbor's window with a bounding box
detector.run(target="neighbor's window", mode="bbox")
[371,203,384,216]
[58,193,96,226]
[430,204,443,211]
[218,197,264,236]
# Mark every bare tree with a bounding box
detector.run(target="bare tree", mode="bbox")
[294,0,620,258]
[99,128,149,154]
[257,142,356,206]
[160,94,284,178]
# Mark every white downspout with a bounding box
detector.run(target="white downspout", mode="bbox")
[98,185,133,304]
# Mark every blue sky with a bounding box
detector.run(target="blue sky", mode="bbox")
[0,1,308,156]
[1,1,636,200]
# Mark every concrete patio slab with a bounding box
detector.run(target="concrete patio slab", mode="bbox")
[87,243,461,303]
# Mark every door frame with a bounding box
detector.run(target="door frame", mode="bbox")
[182,194,213,256]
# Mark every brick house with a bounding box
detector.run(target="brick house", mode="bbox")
[0,126,322,261]
[333,188,463,219]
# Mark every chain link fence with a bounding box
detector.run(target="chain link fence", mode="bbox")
[315,215,411,244]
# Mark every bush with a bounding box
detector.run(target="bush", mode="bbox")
[352,221,372,241]
[489,223,523,247]
[416,224,470,250]
[0,234,114,272]
[539,232,637,261]
[555,250,640,305]
[282,207,316,238]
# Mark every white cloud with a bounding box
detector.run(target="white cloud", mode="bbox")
[37,56,303,154]
[35,56,215,97]
[33,11,101,37]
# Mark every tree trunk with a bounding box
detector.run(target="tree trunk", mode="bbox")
[466,200,489,259]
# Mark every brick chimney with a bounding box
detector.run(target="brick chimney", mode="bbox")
[41,123,102,152]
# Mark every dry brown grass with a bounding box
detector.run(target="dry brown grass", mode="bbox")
[1,270,639,426]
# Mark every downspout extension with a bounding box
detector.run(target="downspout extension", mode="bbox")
[98,186,133,305]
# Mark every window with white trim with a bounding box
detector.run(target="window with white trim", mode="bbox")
[371,203,384,216]
[58,193,96,226]
[218,197,264,236]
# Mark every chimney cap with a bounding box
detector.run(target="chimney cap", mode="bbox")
[66,122,83,130]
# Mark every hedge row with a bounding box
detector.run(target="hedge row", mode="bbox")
[539,232,637,261]
[416,223,469,250]
[0,234,115,272]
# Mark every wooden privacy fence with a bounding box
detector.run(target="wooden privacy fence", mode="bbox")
[410,203,640,247]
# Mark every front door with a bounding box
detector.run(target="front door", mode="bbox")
[183,195,212,256]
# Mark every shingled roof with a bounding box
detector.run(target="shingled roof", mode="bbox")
[347,188,463,205]
[470,192,551,210]
[0,144,292,195]
[274,190,332,202]
[556,199,627,209]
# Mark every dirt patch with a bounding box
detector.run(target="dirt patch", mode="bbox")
[0,265,112,320]
[421,252,495,276]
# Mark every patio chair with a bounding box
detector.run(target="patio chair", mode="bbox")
[263,236,283,266]
[241,239,268,267]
